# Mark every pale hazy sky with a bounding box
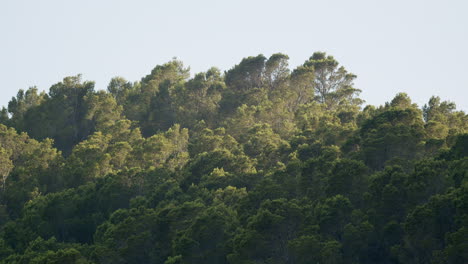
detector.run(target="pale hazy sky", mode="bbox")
[1,0,467,110]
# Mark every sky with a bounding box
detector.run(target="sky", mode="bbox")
[1,0,467,111]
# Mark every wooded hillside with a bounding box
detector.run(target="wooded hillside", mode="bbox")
[0,52,467,264]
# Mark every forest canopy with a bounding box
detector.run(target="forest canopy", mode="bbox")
[0,52,467,264]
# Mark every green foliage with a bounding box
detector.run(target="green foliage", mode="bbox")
[1,237,93,264]
[0,53,467,264]
[359,100,426,170]
[173,68,225,128]
[304,52,363,109]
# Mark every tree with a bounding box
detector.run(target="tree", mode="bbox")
[66,132,113,186]
[315,195,353,239]
[0,147,13,192]
[326,159,368,205]
[136,124,189,171]
[225,54,266,93]
[229,199,304,263]
[398,186,467,264]
[6,87,46,129]
[360,95,425,170]
[14,75,95,154]
[172,204,238,263]
[423,96,468,146]
[139,59,190,135]
[242,123,290,171]
[0,124,61,217]
[173,68,225,128]
[93,207,160,264]
[107,76,133,105]
[303,52,363,109]
[188,126,241,157]
[423,96,456,123]
[288,65,315,112]
[83,91,123,134]
[264,53,290,97]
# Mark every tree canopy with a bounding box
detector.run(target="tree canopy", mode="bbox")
[0,52,467,264]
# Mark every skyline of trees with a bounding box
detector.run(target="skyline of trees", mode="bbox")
[0,52,467,263]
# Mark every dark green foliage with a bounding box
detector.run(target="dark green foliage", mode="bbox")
[360,104,425,170]
[0,53,467,264]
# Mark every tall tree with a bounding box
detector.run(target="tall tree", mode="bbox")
[0,147,13,192]
[17,75,95,153]
[173,68,225,128]
[304,52,363,109]
[6,87,46,129]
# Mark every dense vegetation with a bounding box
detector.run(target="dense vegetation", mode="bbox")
[0,52,467,264]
